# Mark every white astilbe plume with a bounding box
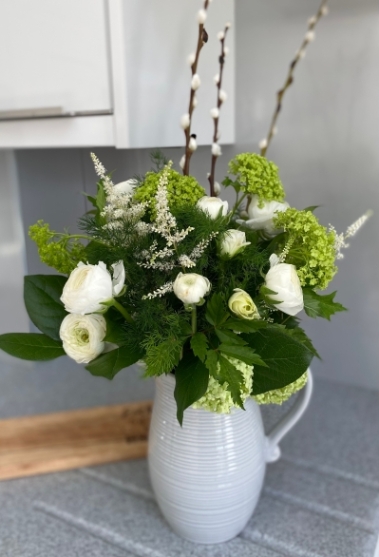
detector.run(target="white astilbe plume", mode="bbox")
[279,236,294,262]
[189,232,219,261]
[329,210,372,260]
[142,281,174,300]
[91,152,147,230]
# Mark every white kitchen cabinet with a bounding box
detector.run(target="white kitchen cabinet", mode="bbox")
[0,0,234,149]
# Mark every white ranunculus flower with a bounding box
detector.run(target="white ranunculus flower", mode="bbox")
[113,179,138,196]
[173,272,211,305]
[228,288,260,320]
[220,229,251,258]
[196,196,229,219]
[60,313,106,364]
[237,195,289,237]
[265,255,304,316]
[61,261,125,315]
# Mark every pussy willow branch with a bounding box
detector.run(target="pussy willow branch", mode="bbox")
[260,0,329,158]
[182,0,210,176]
[208,25,230,197]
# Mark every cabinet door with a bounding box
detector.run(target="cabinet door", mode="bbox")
[113,0,234,148]
[0,0,112,118]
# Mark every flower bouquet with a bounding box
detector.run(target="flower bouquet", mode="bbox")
[0,0,370,544]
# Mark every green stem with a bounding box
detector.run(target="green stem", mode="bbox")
[230,192,248,219]
[191,306,197,335]
[113,299,133,323]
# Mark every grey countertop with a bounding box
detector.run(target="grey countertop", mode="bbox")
[1,356,379,557]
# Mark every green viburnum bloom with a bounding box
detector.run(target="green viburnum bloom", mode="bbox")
[29,220,86,274]
[192,357,253,414]
[253,372,308,405]
[273,208,337,290]
[134,168,205,218]
[226,153,285,207]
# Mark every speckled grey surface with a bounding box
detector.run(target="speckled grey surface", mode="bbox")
[0,374,378,556]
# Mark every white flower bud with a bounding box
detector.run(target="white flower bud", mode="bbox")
[60,313,107,364]
[111,260,126,296]
[214,74,220,84]
[223,46,230,56]
[189,137,197,152]
[321,5,329,16]
[265,255,304,316]
[197,196,228,219]
[214,181,221,195]
[191,74,201,90]
[220,230,251,258]
[212,143,222,157]
[272,126,278,136]
[197,9,207,24]
[228,289,260,320]
[259,138,268,150]
[217,31,225,41]
[219,90,228,102]
[192,95,198,108]
[187,52,196,66]
[297,49,306,60]
[239,195,290,237]
[308,16,317,26]
[173,272,211,305]
[225,22,231,29]
[179,155,186,170]
[210,107,220,119]
[305,30,316,42]
[180,113,190,130]
[61,261,125,315]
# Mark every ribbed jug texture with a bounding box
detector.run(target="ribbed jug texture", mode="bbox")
[148,374,266,544]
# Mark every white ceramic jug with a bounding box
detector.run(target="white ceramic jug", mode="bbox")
[148,370,313,544]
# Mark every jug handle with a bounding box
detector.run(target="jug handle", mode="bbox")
[264,369,313,463]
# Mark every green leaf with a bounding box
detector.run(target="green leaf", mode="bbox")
[218,355,244,408]
[248,328,313,395]
[205,350,219,376]
[205,294,229,327]
[219,343,267,367]
[215,328,247,346]
[223,319,267,334]
[174,354,209,425]
[190,332,208,362]
[280,326,321,359]
[104,313,127,345]
[0,333,65,361]
[24,275,67,340]
[303,205,320,213]
[303,289,347,321]
[86,344,143,380]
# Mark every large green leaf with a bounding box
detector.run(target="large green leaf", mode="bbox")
[223,319,267,334]
[174,354,209,425]
[218,355,244,408]
[248,328,313,395]
[218,343,267,367]
[303,289,347,321]
[205,293,229,327]
[24,275,67,340]
[215,328,247,346]
[0,333,65,360]
[86,345,143,380]
[190,332,208,362]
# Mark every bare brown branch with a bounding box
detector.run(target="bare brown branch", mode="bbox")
[260,0,329,158]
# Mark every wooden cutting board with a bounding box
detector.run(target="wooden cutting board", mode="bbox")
[0,401,152,481]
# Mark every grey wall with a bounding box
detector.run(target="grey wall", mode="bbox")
[12,0,379,406]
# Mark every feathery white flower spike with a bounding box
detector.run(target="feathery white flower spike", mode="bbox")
[191,74,201,90]
[210,107,220,119]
